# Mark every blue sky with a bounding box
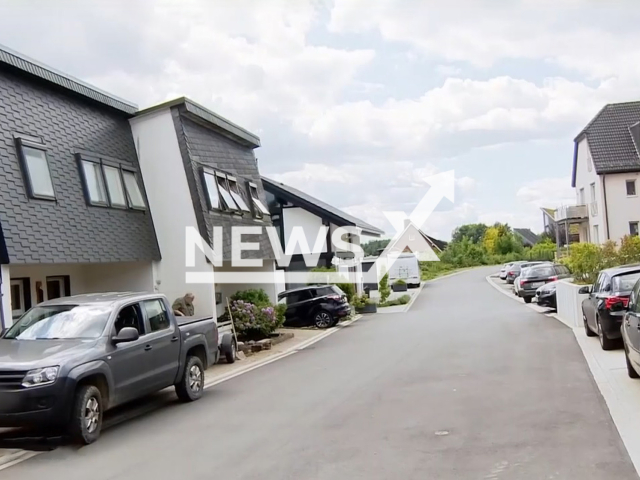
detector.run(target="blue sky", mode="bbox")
[1,0,639,240]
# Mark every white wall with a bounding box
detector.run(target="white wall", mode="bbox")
[556,280,589,328]
[604,172,640,242]
[1,264,11,329]
[283,207,327,255]
[9,263,88,304]
[130,109,216,317]
[574,138,606,243]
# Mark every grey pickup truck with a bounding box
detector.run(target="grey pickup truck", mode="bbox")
[0,292,219,444]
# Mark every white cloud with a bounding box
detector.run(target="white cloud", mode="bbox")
[329,0,640,80]
[516,176,575,209]
[435,65,462,76]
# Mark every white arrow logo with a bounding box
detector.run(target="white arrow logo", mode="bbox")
[383,170,455,234]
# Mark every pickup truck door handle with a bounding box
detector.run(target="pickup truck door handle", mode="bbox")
[144,345,153,351]
[171,336,179,343]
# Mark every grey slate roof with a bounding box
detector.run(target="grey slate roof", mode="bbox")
[572,101,640,186]
[261,176,384,237]
[0,44,138,115]
[513,228,539,247]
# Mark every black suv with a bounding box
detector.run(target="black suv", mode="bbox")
[278,285,351,328]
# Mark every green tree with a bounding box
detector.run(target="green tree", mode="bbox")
[451,223,488,244]
[379,273,391,303]
[362,239,391,256]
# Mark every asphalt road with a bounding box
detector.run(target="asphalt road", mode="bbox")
[4,267,638,479]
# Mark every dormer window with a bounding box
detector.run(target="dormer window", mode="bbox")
[248,182,270,218]
[77,153,146,210]
[226,176,250,212]
[215,172,238,210]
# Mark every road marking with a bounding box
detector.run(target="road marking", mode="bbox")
[0,451,41,472]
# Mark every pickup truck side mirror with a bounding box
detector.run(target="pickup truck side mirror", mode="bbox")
[112,327,139,345]
[578,286,592,294]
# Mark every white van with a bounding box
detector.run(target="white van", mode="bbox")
[388,253,421,288]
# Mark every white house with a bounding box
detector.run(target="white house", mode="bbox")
[554,101,640,246]
[261,176,384,293]
[130,98,280,318]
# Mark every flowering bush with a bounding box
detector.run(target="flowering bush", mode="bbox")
[229,299,284,340]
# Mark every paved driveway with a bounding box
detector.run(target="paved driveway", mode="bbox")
[3,266,637,479]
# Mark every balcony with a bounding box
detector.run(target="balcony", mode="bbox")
[554,205,588,222]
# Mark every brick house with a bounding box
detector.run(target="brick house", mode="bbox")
[0,46,160,328]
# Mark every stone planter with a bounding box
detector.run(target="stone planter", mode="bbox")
[356,303,377,314]
[556,279,589,328]
[392,283,408,292]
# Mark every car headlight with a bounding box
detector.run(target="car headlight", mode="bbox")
[22,366,59,388]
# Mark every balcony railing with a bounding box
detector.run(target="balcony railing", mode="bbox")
[555,204,588,222]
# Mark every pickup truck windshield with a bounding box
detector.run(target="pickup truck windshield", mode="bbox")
[3,305,111,340]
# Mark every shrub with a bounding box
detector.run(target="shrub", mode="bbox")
[336,283,356,303]
[230,289,271,307]
[618,235,640,265]
[564,242,602,284]
[229,299,284,340]
[379,294,411,307]
[351,294,369,309]
[394,279,406,285]
[379,273,391,303]
[397,294,411,304]
[275,303,287,325]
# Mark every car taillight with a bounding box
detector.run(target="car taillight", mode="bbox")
[549,276,558,281]
[520,279,525,286]
[327,294,342,301]
[605,296,629,310]
[509,271,515,275]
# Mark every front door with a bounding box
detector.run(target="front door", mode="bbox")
[46,276,69,300]
[107,302,154,405]
[140,299,181,389]
[10,279,26,320]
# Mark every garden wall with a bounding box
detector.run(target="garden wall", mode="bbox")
[556,279,588,328]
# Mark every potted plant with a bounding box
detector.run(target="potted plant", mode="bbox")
[392,279,408,292]
[353,294,377,314]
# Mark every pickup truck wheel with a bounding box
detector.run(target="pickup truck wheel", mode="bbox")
[175,356,205,402]
[69,385,103,445]
[225,340,237,364]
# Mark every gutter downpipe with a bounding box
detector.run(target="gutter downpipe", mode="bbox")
[0,265,5,332]
[603,174,611,241]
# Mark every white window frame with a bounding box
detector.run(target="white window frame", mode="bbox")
[102,164,127,208]
[627,179,637,197]
[579,188,585,205]
[631,222,640,237]
[202,169,221,210]
[45,276,69,300]
[593,224,600,244]
[590,182,596,203]
[226,175,250,212]
[16,138,56,200]
[79,157,109,206]
[249,182,270,217]
[122,170,146,210]
[215,172,239,211]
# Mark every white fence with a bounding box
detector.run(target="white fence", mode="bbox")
[556,279,589,328]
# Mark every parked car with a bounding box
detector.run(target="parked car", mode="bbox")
[582,264,640,350]
[278,285,351,328]
[518,263,571,304]
[536,280,559,309]
[499,262,515,280]
[506,261,547,284]
[0,293,218,444]
[621,273,640,378]
[506,261,548,285]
